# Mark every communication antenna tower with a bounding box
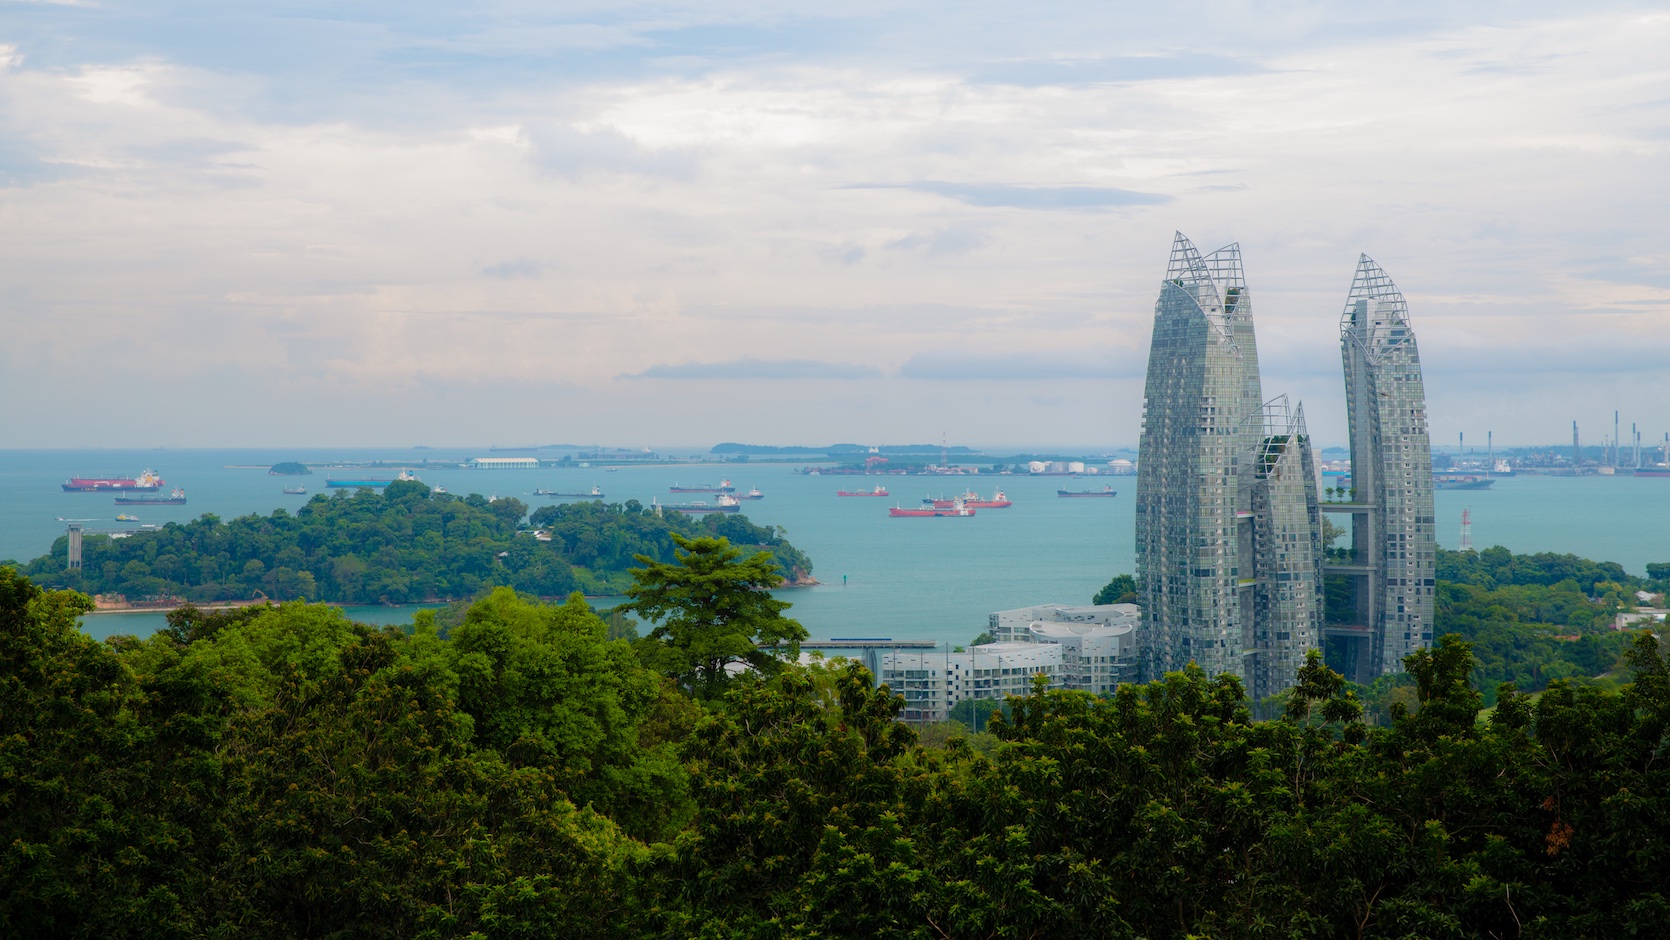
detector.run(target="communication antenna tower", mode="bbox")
[1460,509,1473,552]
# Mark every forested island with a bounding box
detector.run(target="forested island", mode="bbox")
[14,480,813,604]
[3,549,1668,937]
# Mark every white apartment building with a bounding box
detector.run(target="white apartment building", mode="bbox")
[876,642,1063,724]
[1028,619,1140,696]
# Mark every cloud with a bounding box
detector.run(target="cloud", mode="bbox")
[524,123,695,179]
[887,225,991,256]
[621,358,883,380]
[967,53,1264,87]
[845,181,1170,211]
[899,348,1144,380]
[819,242,866,265]
[479,258,545,279]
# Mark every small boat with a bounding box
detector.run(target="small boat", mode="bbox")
[890,501,975,518]
[733,487,765,500]
[837,485,890,497]
[535,485,605,499]
[115,513,140,522]
[282,486,307,495]
[924,489,1010,509]
[115,488,187,505]
[1058,485,1118,498]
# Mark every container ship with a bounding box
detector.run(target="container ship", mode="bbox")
[890,502,975,517]
[837,485,890,497]
[115,488,187,506]
[923,489,1010,509]
[1058,485,1118,498]
[669,479,736,493]
[62,469,163,492]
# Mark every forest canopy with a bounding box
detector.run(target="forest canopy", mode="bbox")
[3,564,1669,938]
[15,481,813,605]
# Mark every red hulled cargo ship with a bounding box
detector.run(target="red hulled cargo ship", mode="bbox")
[62,469,164,492]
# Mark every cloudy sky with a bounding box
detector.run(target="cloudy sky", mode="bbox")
[3,1,1667,450]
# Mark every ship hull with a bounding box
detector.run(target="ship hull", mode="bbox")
[890,507,975,517]
[114,497,186,505]
[1058,490,1117,497]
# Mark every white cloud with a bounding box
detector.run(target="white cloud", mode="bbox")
[0,3,1666,446]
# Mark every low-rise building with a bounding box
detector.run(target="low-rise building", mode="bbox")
[876,642,1063,724]
[467,457,540,470]
[989,603,1140,643]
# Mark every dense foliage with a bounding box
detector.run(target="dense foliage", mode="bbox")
[6,553,1670,937]
[16,481,813,604]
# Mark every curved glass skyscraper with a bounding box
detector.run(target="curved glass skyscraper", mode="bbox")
[1137,233,1321,698]
[1332,255,1436,679]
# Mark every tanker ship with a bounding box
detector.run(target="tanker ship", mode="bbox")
[62,469,164,492]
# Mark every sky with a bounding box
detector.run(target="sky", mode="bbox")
[2,1,1667,450]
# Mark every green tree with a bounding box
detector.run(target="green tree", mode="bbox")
[1093,573,1139,605]
[620,533,807,698]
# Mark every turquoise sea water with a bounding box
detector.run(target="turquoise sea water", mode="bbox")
[4,449,1667,645]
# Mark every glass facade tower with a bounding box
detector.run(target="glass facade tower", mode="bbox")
[1331,255,1436,679]
[1238,397,1324,700]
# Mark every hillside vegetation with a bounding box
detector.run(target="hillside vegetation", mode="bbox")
[3,559,1668,938]
[15,480,812,604]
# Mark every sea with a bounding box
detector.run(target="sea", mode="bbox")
[3,448,1667,645]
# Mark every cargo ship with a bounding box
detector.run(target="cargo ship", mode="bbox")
[115,488,187,506]
[837,485,890,497]
[669,479,736,493]
[923,489,1010,509]
[659,495,741,514]
[1433,474,1494,491]
[282,486,308,495]
[535,485,605,498]
[733,487,765,500]
[1058,485,1118,498]
[890,502,975,518]
[326,469,420,488]
[62,469,163,492]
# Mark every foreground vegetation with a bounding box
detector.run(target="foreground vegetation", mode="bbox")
[13,481,812,604]
[6,542,1670,937]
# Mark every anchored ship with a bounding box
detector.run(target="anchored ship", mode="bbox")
[659,494,742,514]
[535,485,605,498]
[1058,485,1118,498]
[837,485,890,497]
[326,469,420,488]
[669,479,736,493]
[114,488,187,506]
[62,469,163,492]
[923,489,1010,509]
[890,501,975,518]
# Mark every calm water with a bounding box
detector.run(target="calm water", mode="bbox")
[4,449,1667,645]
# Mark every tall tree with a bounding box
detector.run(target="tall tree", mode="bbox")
[620,533,807,698]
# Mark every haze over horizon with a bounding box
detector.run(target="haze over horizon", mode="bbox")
[3,2,1667,450]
